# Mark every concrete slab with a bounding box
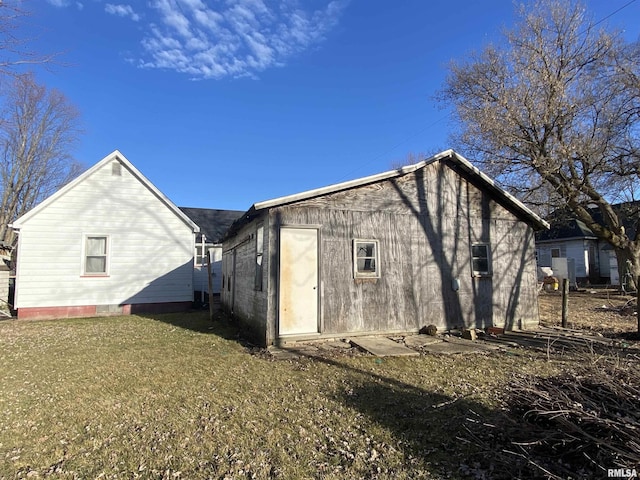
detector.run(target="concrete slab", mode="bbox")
[404,335,443,348]
[350,337,419,357]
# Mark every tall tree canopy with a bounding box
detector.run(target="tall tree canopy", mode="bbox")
[439,0,640,288]
[0,73,82,247]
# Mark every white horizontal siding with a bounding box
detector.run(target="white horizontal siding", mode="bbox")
[193,262,223,295]
[564,241,587,277]
[15,159,195,308]
[537,240,587,278]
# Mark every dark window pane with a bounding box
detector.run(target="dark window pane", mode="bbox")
[473,258,488,273]
[357,258,376,272]
[357,243,375,257]
[472,245,487,258]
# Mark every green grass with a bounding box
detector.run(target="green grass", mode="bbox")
[0,312,564,479]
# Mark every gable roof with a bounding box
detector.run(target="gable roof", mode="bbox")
[536,218,597,242]
[225,149,549,239]
[537,201,639,243]
[11,150,199,233]
[178,207,244,243]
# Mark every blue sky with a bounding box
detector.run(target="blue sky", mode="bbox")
[23,0,640,211]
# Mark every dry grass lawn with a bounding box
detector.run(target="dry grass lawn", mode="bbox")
[0,293,636,479]
[538,289,638,339]
[0,310,571,480]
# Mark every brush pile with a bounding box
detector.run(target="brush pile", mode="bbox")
[464,355,640,479]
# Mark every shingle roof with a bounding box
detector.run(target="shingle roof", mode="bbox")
[536,201,639,242]
[536,218,597,242]
[179,207,244,244]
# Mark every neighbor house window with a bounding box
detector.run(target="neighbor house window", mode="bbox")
[255,225,264,291]
[551,248,561,258]
[195,242,214,266]
[471,243,491,276]
[84,235,108,275]
[353,239,380,278]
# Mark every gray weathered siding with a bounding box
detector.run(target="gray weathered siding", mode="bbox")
[224,159,539,345]
[221,213,270,344]
[271,160,538,335]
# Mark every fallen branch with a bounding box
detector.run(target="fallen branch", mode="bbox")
[462,354,640,478]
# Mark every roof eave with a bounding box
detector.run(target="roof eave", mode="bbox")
[11,150,200,234]
[251,149,455,211]
[445,151,549,231]
[223,149,549,238]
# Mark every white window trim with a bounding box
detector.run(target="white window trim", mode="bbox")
[82,234,110,276]
[255,225,264,291]
[353,239,380,279]
[195,241,214,267]
[471,243,491,277]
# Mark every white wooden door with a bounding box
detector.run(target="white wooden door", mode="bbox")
[279,227,319,336]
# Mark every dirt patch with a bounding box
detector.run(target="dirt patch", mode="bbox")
[538,290,638,340]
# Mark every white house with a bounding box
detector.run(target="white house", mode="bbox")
[536,203,639,287]
[178,207,244,302]
[11,150,200,320]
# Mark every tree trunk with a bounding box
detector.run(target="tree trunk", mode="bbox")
[615,245,640,292]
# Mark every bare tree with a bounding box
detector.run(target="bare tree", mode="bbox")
[0,73,82,247]
[390,152,428,170]
[0,1,57,76]
[438,0,640,291]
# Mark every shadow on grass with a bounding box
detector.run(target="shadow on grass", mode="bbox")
[137,304,247,343]
[341,375,494,476]
[280,349,526,478]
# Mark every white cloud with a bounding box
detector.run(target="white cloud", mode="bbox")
[105,4,141,22]
[134,0,349,79]
[46,0,83,10]
[46,0,72,7]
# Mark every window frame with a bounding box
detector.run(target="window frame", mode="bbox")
[255,224,264,291]
[195,242,215,267]
[471,243,491,277]
[82,235,109,276]
[353,239,380,279]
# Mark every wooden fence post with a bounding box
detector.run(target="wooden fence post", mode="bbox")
[637,276,639,334]
[207,252,214,322]
[561,278,569,328]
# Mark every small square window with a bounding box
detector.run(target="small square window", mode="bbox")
[84,235,108,275]
[195,243,214,266]
[471,243,491,276]
[353,239,380,278]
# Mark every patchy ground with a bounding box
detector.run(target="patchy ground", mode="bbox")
[538,289,639,339]
[0,295,637,479]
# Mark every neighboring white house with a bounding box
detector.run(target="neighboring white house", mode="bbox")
[178,207,244,302]
[535,203,639,286]
[11,150,200,320]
